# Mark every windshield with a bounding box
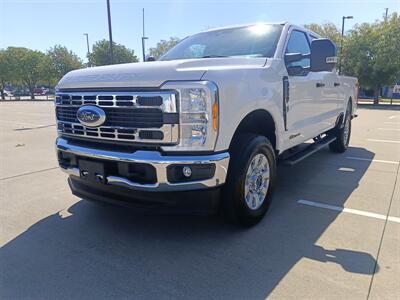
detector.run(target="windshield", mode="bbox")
[160,24,283,61]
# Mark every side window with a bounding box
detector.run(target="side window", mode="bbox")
[285,30,311,68]
[183,44,206,58]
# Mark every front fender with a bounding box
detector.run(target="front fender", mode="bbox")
[202,65,285,152]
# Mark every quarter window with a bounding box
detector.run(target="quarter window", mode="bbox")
[285,30,311,68]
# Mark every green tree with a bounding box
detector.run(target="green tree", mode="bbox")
[148,37,180,60]
[0,49,13,100]
[6,47,49,99]
[89,40,138,66]
[344,13,400,104]
[304,22,341,46]
[47,45,83,83]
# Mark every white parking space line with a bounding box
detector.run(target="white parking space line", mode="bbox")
[377,128,400,131]
[384,122,400,125]
[0,120,52,127]
[298,200,400,224]
[345,156,399,164]
[367,139,400,144]
[388,115,399,119]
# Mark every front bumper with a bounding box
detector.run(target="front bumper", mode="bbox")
[56,137,230,192]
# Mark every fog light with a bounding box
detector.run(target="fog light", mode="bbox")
[182,166,192,178]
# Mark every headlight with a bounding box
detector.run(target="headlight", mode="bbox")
[161,81,219,151]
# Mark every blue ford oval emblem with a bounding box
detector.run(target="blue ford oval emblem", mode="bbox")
[76,106,106,127]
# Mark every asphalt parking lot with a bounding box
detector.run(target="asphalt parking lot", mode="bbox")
[0,102,399,300]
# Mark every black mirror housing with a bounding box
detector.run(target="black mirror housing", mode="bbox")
[146,56,156,62]
[310,39,337,72]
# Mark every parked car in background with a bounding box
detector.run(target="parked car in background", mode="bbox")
[12,88,29,97]
[4,90,13,97]
[34,87,44,95]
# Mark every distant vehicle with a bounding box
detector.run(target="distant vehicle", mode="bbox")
[4,90,13,97]
[55,22,358,226]
[13,88,29,97]
[32,87,50,95]
[34,87,44,95]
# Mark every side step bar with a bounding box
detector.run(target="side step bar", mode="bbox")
[281,136,337,166]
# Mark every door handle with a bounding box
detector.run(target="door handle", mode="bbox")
[334,82,340,87]
[316,82,325,88]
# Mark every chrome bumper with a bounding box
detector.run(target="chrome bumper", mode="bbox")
[56,137,230,192]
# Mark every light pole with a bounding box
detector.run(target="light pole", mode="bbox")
[83,33,91,67]
[141,8,148,62]
[339,15,353,75]
[106,0,114,64]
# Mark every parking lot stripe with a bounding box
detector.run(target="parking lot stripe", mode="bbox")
[384,122,400,125]
[367,139,400,144]
[0,167,58,181]
[298,199,400,224]
[388,115,399,119]
[377,128,400,131]
[345,157,399,164]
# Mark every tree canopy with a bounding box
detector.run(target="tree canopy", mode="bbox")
[5,47,49,99]
[148,37,180,60]
[0,49,13,99]
[344,13,400,102]
[0,45,83,99]
[304,22,341,46]
[47,45,83,83]
[89,40,139,66]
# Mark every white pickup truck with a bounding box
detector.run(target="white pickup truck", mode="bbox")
[55,22,357,226]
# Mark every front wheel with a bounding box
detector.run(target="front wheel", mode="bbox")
[329,102,352,153]
[222,134,276,227]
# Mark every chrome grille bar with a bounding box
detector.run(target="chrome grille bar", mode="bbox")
[57,121,178,144]
[56,91,177,112]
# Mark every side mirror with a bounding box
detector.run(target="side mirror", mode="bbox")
[310,39,337,72]
[146,56,156,62]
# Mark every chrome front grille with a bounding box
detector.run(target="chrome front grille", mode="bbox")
[55,91,179,144]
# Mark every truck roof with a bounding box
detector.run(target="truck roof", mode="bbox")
[200,22,322,40]
[201,22,289,33]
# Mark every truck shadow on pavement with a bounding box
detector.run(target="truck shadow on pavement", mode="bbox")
[0,147,379,299]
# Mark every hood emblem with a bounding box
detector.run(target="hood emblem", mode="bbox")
[76,105,106,127]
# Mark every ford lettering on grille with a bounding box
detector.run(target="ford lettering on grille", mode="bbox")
[76,106,106,127]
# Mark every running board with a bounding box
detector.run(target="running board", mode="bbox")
[281,136,337,166]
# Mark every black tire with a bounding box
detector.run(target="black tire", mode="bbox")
[329,101,352,153]
[221,134,276,227]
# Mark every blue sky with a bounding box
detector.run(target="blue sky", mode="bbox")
[1,0,399,62]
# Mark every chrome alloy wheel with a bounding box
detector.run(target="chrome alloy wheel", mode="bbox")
[244,153,270,210]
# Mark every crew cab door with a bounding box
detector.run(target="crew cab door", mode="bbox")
[308,34,343,130]
[283,29,321,146]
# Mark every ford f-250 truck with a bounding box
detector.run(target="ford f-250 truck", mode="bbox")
[55,22,357,226]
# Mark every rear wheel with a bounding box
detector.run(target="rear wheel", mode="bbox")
[222,134,276,227]
[329,101,352,153]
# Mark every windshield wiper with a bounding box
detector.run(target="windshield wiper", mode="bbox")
[201,55,229,58]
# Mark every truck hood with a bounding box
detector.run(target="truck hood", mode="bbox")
[56,57,267,90]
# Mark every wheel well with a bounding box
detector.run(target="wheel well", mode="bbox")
[230,109,276,150]
[336,97,353,126]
